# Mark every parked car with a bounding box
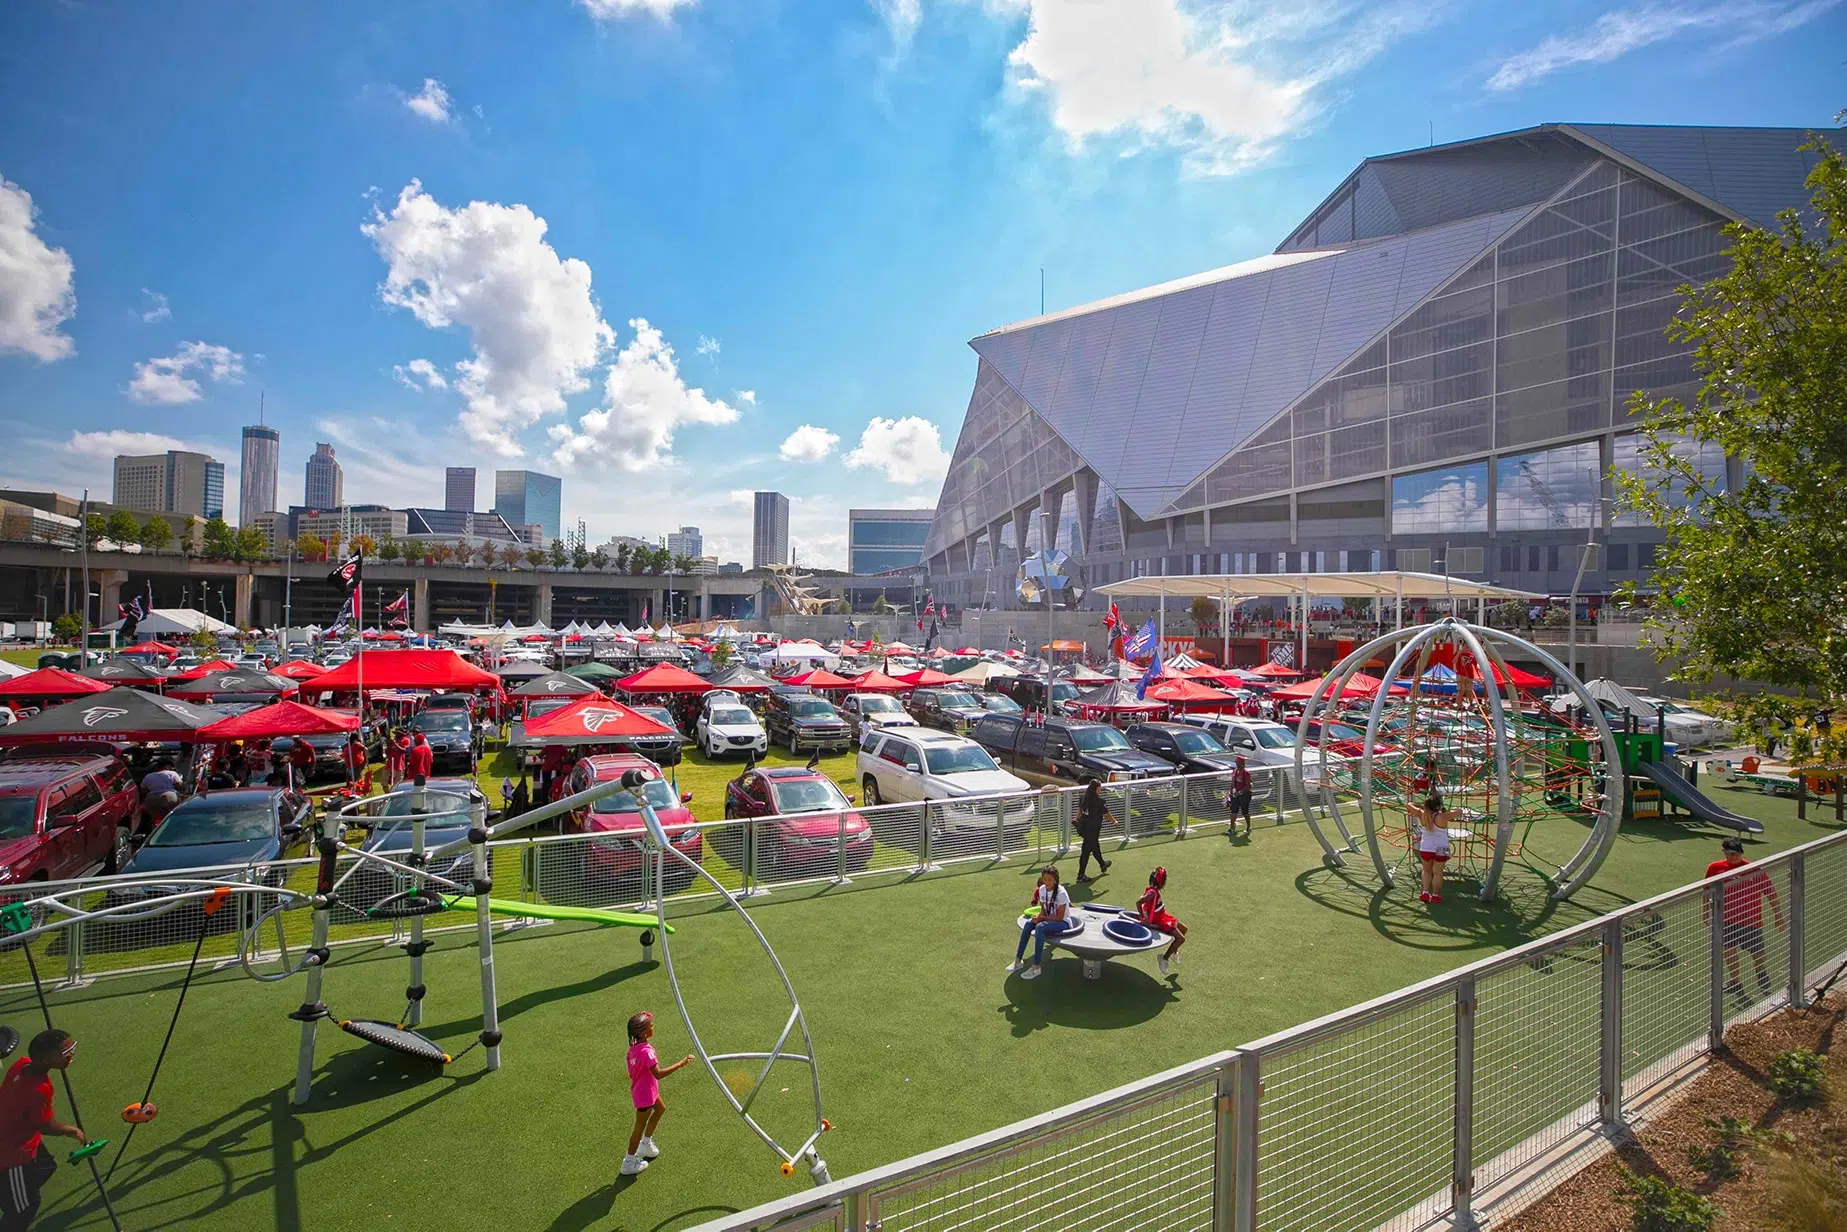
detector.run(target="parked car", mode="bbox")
[991,676,1081,716]
[972,692,1024,717]
[721,765,871,876]
[0,748,139,881]
[409,710,476,773]
[1636,696,1731,748]
[232,654,269,672]
[610,704,686,767]
[564,755,702,895]
[838,692,918,740]
[1174,715,1301,769]
[855,729,1033,856]
[271,732,356,782]
[969,715,1171,787]
[764,688,853,754]
[421,694,475,717]
[907,687,988,736]
[347,780,486,911]
[1124,722,1242,775]
[696,702,769,759]
[113,787,308,885]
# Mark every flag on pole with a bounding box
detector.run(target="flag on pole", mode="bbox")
[383,590,409,615]
[1135,643,1164,701]
[1122,618,1156,661]
[116,595,145,642]
[1103,602,1120,632]
[326,553,363,594]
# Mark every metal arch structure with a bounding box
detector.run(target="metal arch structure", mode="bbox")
[626,773,832,1185]
[1291,618,1625,902]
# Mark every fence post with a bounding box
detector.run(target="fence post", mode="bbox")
[845,1185,871,1232]
[919,804,934,873]
[1453,974,1476,1224]
[1708,882,1726,1052]
[1178,777,1190,839]
[1232,1050,1259,1232]
[1788,851,1807,1010]
[995,797,1006,861]
[63,917,83,989]
[531,841,545,905]
[1213,1056,1236,1231]
[1273,769,1285,826]
[1056,789,1070,857]
[836,812,851,886]
[1599,916,1624,1127]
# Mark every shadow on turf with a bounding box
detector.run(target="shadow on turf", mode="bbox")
[546,1182,736,1232]
[999,961,1177,1036]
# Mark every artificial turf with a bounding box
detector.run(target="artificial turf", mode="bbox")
[7,766,1829,1232]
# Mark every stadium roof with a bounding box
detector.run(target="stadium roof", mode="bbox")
[1097,571,1546,601]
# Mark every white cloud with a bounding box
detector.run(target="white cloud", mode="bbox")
[402,78,457,123]
[548,318,741,470]
[843,416,951,485]
[696,334,720,357]
[997,0,1436,175]
[393,357,449,392]
[0,176,76,362]
[737,389,756,405]
[791,531,849,570]
[363,180,612,455]
[138,289,170,323]
[66,429,196,459]
[875,0,924,51]
[127,340,243,405]
[578,0,696,20]
[1487,1,1839,91]
[779,424,840,463]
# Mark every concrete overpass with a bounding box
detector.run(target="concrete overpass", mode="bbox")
[0,543,766,631]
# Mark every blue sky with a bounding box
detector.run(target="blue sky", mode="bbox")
[1,0,1840,565]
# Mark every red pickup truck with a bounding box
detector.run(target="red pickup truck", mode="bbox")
[0,748,140,882]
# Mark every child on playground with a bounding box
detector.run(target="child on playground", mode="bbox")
[1135,867,1187,976]
[1415,793,1453,904]
[0,1029,87,1231]
[1007,867,1070,982]
[622,1012,693,1177]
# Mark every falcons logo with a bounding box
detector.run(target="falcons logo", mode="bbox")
[82,706,129,727]
[546,679,571,692]
[219,676,249,688]
[579,708,626,733]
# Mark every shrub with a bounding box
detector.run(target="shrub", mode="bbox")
[1769,1049,1828,1103]
[1766,1153,1847,1231]
[1618,1167,1719,1232]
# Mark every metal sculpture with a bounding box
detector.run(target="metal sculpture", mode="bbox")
[1291,618,1624,902]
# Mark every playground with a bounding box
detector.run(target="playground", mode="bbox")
[9,763,1820,1232]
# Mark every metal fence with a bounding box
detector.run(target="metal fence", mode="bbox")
[0,765,1308,992]
[690,826,1847,1232]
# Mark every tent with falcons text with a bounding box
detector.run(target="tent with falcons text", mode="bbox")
[506,694,676,748]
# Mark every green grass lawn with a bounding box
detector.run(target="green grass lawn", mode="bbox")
[7,769,1830,1232]
[3,647,56,668]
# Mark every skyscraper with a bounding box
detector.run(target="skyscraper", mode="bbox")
[752,492,788,569]
[666,526,703,560]
[444,467,476,513]
[492,470,562,543]
[239,425,279,527]
[304,443,343,509]
[112,451,224,519]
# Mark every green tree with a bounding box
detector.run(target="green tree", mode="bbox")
[51,613,80,643]
[179,515,199,555]
[648,547,668,574]
[234,526,270,561]
[138,517,173,553]
[614,543,631,574]
[105,510,141,545]
[350,534,376,559]
[479,541,498,569]
[1616,140,1847,699]
[83,513,106,547]
[871,592,896,615]
[709,641,733,670]
[571,543,590,571]
[376,535,401,562]
[1189,595,1217,635]
[190,628,217,653]
[525,547,546,570]
[549,539,567,569]
[200,517,237,560]
[295,532,325,562]
[589,547,608,571]
[401,538,424,564]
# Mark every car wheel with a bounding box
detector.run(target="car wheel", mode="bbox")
[789,733,800,754]
[863,777,882,806]
[107,825,131,875]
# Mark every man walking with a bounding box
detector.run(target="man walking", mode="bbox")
[1705,837,1785,1001]
[1226,756,1254,839]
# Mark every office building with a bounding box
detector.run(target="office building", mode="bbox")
[304,443,343,510]
[445,467,476,513]
[666,526,703,560]
[717,561,745,575]
[112,451,224,520]
[752,492,789,569]
[849,508,932,575]
[492,470,561,544]
[239,425,279,527]
[292,505,408,545]
[920,123,1839,607]
[403,508,523,543]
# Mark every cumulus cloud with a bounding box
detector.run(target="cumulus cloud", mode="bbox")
[364,180,611,455]
[696,334,720,357]
[127,341,243,405]
[874,0,924,52]
[138,289,170,323]
[779,424,840,463]
[843,416,951,484]
[0,176,76,362]
[393,357,449,391]
[736,389,756,405]
[548,318,740,470]
[66,429,197,459]
[579,0,696,20]
[402,78,458,124]
[1485,1,1837,91]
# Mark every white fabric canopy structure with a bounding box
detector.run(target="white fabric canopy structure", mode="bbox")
[611,622,632,636]
[773,640,838,664]
[0,659,30,680]
[101,607,237,636]
[1098,570,1544,602]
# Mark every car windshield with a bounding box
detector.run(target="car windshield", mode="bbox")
[0,797,38,840]
[1321,722,1365,741]
[979,695,1022,714]
[770,779,849,813]
[711,708,755,726]
[378,790,476,829]
[1252,727,1295,750]
[938,693,982,711]
[148,797,274,845]
[1171,730,1224,754]
[925,744,1000,775]
[526,699,570,717]
[786,699,834,718]
[1051,682,1078,702]
[592,777,676,814]
[635,707,677,727]
[858,696,902,713]
[1071,727,1131,753]
[415,714,471,733]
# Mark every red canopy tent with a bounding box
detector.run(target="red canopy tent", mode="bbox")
[118,642,180,658]
[1250,661,1304,679]
[1269,672,1394,702]
[517,694,677,746]
[881,642,916,654]
[782,668,855,690]
[1418,644,1551,690]
[0,668,112,699]
[895,667,957,688]
[272,659,328,680]
[196,700,358,742]
[615,663,712,694]
[1143,677,1240,707]
[845,669,909,693]
[308,650,500,693]
[172,659,239,681]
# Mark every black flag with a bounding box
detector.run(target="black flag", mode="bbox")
[326,553,363,593]
[117,595,145,643]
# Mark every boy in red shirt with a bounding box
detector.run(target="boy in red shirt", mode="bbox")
[1135,867,1188,977]
[1705,837,1785,1000]
[406,732,433,784]
[0,1029,86,1230]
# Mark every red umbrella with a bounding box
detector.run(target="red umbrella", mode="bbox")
[1269,672,1391,702]
[952,646,981,655]
[0,668,113,699]
[895,667,957,688]
[309,650,500,693]
[615,663,712,694]
[118,642,180,658]
[519,694,677,746]
[1250,661,1303,679]
[845,669,909,693]
[272,659,328,680]
[783,668,855,690]
[197,700,358,742]
[521,633,551,643]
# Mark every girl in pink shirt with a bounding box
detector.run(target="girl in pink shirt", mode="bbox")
[622,1012,693,1176]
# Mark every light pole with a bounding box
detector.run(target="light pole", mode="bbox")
[283,539,294,641]
[78,489,89,658]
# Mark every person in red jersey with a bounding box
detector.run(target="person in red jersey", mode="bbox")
[1135,866,1188,976]
[1705,836,1785,1000]
[0,1030,86,1231]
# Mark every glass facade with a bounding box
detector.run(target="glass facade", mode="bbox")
[1495,441,1600,530]
[1610,433,1726,527]
[849,512,931,574]
[494,470,562,543]
[1391,463,1488,535]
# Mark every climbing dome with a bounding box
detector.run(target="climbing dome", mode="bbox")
[1292,619,1624,902]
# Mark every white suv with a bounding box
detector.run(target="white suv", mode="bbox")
[839,692,918,740]
[856,729,1034,856]
[696,702,768,759]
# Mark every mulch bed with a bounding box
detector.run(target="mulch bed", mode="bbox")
[1504,992,1847,1230]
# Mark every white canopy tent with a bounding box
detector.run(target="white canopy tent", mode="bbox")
[772,640,838,665]
[101,607,238,637]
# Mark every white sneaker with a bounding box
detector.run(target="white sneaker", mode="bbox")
[1021,965,1042,980]
[620,1154,649,1176]
[636,1136,660,1160]
[1158,956,1170,975]
[1004,959,1022,973]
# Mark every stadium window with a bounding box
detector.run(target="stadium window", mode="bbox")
[1500,546,1517,573]
[1546,545,1561,572]
[1606,542,1630,571]
[1638,542,1657,567]
[1527,545,1541,572]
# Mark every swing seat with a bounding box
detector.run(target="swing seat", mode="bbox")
[338,1019,452,1064]
[122,1101,158,1124]
[364,889,450,920]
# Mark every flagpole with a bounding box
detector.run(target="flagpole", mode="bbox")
[355,556,364,744]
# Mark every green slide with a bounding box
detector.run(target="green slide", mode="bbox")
[445,896,671,932]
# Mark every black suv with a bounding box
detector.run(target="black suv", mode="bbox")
[906,687,987,735]
[1125,722,1241,775]
[969,715,1172,787]
[990,676,1082,716]
[763,687,853,754]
